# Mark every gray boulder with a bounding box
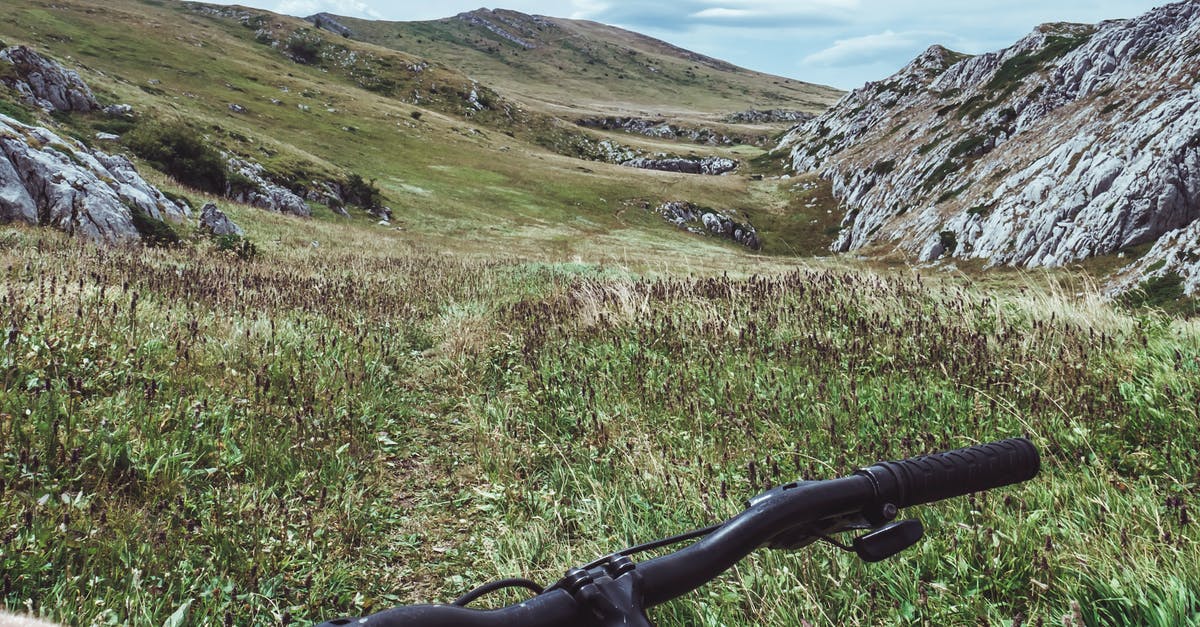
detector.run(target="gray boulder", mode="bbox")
[199,202,243,236]
[0,46,98,112]
[0,113,189,242]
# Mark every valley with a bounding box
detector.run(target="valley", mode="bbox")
[1,1,1198,625]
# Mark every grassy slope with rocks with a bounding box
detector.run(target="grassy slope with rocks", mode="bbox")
[0,0,824,259]
[333,8,840,122]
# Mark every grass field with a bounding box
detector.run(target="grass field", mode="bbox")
[1,220,1197,625]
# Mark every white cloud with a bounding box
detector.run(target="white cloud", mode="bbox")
[274,0,381,19]
[802,29,948,67]
[693,8,752,19]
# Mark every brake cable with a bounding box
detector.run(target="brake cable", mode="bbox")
[453,521,725,607]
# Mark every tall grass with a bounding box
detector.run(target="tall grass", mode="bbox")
[1,227,1196,625]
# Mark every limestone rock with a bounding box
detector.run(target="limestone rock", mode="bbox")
[0,113,189,242]
[623,156,737,176]
[306,13,355,38]
[653,201,760,250]
[199,202,243,236]
[0,46,98,112]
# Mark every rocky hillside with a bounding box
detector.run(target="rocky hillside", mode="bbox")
[777,1,1200,294]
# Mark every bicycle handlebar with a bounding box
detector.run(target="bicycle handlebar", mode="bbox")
[315,438,1039,626]
[858,437,1040,510]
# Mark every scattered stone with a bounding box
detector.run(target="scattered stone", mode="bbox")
[228,103,247,113]
[199,202,243,236]
[103,104,134,116]
[94,132,121,141]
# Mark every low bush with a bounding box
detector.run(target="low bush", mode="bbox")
[125,122,228,194]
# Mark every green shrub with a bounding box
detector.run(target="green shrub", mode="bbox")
[922,159,961,191]
[939,230,958,254]
[949,135,988,159]
[1119,272,1198,317]
[91,117,136,135]
[871,159,896,175]
[285,30,324,64]
[214,233,258,260]
[126,122,228,194]
[129,206,181,247]
[985,33,1093,93]
[343,173,382,210]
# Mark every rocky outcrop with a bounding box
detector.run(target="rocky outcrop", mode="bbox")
[0,46,98,113]
[654,201,760,250]
[304,180,350,217]
[306,13,355,38]
[224,156,310,217]
[0,113,188,242]
[777,1,1200,294]
[1111,220,1200,296]
[576,117,745,146]
[103,104,133,117]
[199,202,243,236]
[624,156,737,176]
[725,110,814,124]
[455,9,541,49]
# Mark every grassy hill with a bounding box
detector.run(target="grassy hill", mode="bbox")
[0,0,845,260]
[330,8,840,121]
[1,2,1199,626]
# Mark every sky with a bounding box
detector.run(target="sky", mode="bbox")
[206,0,1167,90]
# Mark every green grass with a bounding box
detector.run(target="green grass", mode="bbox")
[2,227,1198,626]
[985,33,1094,94]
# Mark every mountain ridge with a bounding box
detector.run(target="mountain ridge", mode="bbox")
[319,7,841,120]
[776,0,1200,295]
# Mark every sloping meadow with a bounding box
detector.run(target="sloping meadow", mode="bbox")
[1,228,1198,624]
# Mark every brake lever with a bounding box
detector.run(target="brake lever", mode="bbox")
[748,481,920,560]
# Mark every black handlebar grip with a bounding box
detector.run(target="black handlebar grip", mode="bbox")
[859,438,1040,509]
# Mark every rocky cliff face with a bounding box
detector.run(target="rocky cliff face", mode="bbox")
[778,1,1200,293]
[0,46,99,112]
[0,113,189,242]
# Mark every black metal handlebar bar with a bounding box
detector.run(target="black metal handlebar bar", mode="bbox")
[315,438,1039,627]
